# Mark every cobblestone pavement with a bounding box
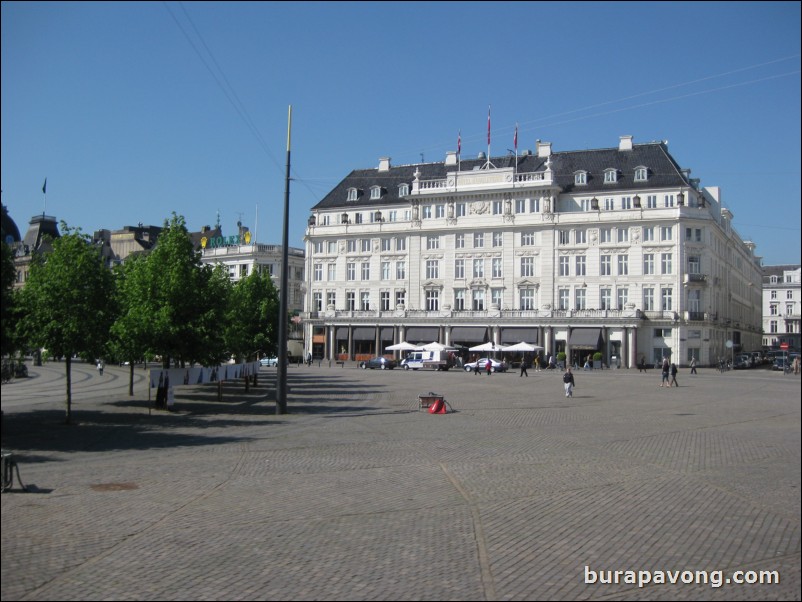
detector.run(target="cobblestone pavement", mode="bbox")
[2,363,800,600]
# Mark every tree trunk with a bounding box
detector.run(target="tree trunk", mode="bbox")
[65,356,72,424]
[129,362,135,396]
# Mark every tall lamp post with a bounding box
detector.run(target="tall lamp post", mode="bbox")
[276,106,292,415]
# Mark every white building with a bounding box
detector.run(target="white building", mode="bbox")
[302,136,763,367]
[761,265,801,351]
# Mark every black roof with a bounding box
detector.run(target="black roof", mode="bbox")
[312,142,688,211]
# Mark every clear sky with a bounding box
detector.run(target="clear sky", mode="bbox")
[2,1,800,264]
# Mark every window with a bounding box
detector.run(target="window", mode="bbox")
[688,289,701,312]
[451,289,464,311]
[454,259,465,279]
[347,263,356,281]
[559,256,570,276]
[327,291,336,308]
[347,188,358,202]
[516,199,527,214]
[398,183,409,197]
[685,227,693,241]
[621,196,632,210]
[600,287,612,309]
[559,230,570,245]
[688,256,701,274]
[520,288,536,310]
[380,291,391,311]
[643,288,655,311]
[435,204,445,218]
[600,227,612,243]
[327,264,336,281]
[472,290,485,310]
[576,256,586,276]
[520,256,534,277]
[788,290,794,300]
[642,226,655,242]
[370,186,381,200]
[492,200,503,215]
[491,288,503,308]
[381,261,390,280]
[313,241,323,255]
[493,232,503,247]
[529,197,540,212]
[661,253,673,274]
[770,320,778,333]
[617,228,629,243]
[426,290,439,311]
[575,171,587,185]
[643,254,655,275]
[604,198,615,211]
[396,237,406,251]
[617,287,629,309]
[395,290,405,308]
[422,206,432,219]
[361,239,371,252]
[647,194,657,209]
[660,226,673,241]
[354,213,363,224]
[695,228,702,242]
[456,203,466,217]
[313,292,322,312]
[492,257,503,278]
[361,262,370,280]
[600,255,612,276]
[770,304,778,316]
[635,167,648,182]
[664,194,675,208]
[604,169,617,183]
[426,260,439,279]
[474,232,484,248]
[360,292,370,311]
[314,263,323,281]
[321,214,331,226]
[388,210,398,222]
[426,236,440,250]
[522,231,535,246]
[455,233,465,249]
[661,287,673,311]
[473,258,484,278]
[347,239,357,253]
[770,290,777,300]
[346,291,356,311]
[575,288,586,310]
[395,261,405,280]
[617,254,629,276]
[559,288,570,310]
[381,238,391,252]
[576,229,587,244]
[654,328,672,338]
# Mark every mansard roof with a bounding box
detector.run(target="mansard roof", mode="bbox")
[311,142,689,211]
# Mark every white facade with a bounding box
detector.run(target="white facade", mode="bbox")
[302,137,763,367]
[762,265,801,351]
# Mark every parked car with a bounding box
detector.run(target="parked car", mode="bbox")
[260,357,279,367]
[359,356,397,370]
[733,354,752,369]
[463,358,507,373]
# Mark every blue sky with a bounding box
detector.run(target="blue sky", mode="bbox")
[2,1,800,264]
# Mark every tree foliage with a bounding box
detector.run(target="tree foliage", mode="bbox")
[225,268,279,362]
[1,240,17,357]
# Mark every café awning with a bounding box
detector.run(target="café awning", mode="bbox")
[568,328,603,350]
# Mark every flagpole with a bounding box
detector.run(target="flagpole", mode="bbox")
[42,177,47,215]
[486,105,491,168]
[276,105,292,415]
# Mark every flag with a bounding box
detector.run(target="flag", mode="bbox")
[42,178,47,194]
[457,130,461,156]
[514,123,518,152]
[487,106,491,147]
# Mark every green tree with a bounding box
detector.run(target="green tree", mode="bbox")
[17,225,115,423]
[0,240,17,357]
[225,269,279,387]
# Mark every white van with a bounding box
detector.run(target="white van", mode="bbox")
[401,350,454,371]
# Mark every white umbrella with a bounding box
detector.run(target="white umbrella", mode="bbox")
[469,341,499,352]
[385,341,419,351]
[420,341,454,352]
[501,341,544,352]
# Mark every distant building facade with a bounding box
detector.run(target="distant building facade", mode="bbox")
[762,265,801,351]
[302,136,763,366]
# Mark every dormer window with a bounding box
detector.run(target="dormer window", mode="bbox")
[603,169,618,184]
[574,171,588,186]
[634,166,648,182]
[370,186,382,200]
[398,183,409,197]
[347,188,358,202]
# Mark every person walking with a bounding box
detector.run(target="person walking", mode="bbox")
[670,362,679,387]
[473,359,481,375]
[563,367,575,397]
[660,358,670,387]
[690,357,697,375]
[486,360,492,376]
[638,355,646,373]
[97,360,104,376]
[520,357,529,377]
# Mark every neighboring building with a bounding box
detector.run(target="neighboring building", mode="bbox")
[302,136,763,366]
[8,212,61,289]
[198,221,306,315]
[762,265,801,351]
[93,224,164,266]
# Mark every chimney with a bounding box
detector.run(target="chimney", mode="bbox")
[378,157,391,172]
[445,151,457,166]
[619,135,633,151]
[537,141,552,158]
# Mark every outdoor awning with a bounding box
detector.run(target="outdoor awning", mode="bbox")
[405,327,439,343]
[335,327,349,341]
[380,327,394,341]
[568,328,603,350]
[501,328,539,344]
[352,327,376,341]
[450,327,488,343]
